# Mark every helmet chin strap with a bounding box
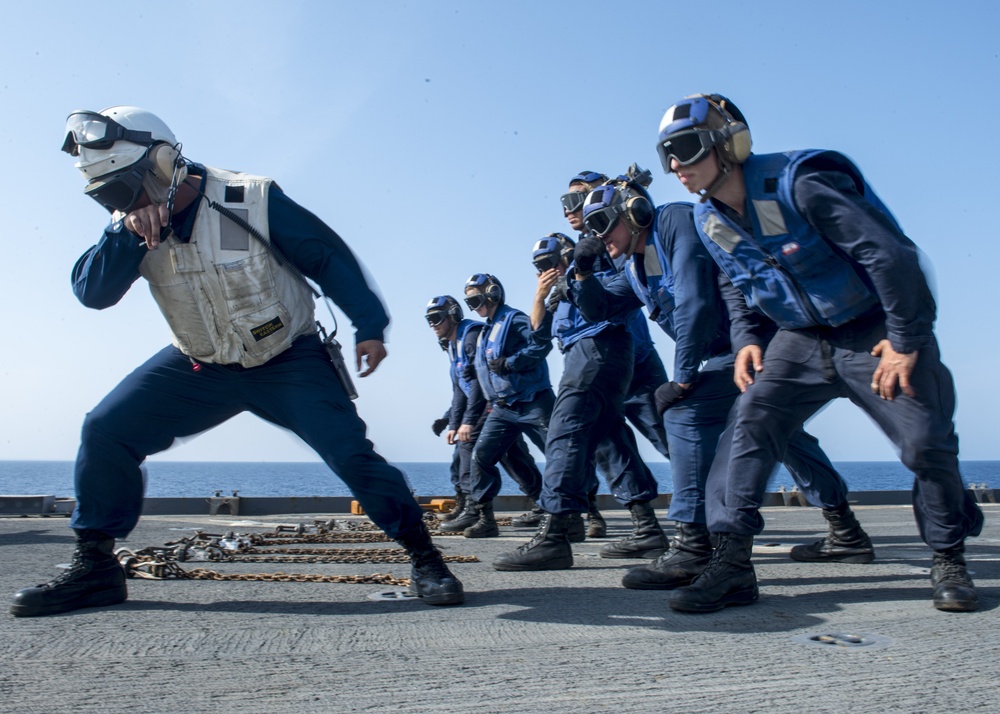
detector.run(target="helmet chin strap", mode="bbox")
[625,226,642,258]
[697,157,734,203]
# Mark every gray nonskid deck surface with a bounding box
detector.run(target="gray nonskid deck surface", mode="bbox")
[2,505,998,714]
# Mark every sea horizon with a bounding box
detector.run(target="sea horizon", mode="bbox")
[2,459,997,498]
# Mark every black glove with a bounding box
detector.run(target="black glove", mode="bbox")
[654,381,691,416]
[462,362,477,382]
[573,236,603,276]
[432,418,449,437]
[546,275,569,312]
[488,357,510,375]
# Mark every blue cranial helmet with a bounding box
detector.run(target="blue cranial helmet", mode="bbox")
[532,233,576,272]
[656,94,751,174]
[425,295,462,326]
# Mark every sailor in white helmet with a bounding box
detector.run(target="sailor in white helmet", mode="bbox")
[10,106,464,617]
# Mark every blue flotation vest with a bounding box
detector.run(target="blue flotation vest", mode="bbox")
[552,262,630,352]
[625,204,729,352]
[475,304,550,404]
[449,319,482,398]
[693,150,899,329]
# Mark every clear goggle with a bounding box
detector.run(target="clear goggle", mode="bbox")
[61,111,153,155]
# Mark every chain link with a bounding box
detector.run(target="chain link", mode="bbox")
[116,517,478,584]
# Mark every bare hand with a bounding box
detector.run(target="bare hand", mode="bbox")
[356,340,387,377]
[446,429,458,446]
[536,269,559,295]
[734,345,763,392]
[456,424,473,442]
[124,204,170,249]
[870,339,918,400]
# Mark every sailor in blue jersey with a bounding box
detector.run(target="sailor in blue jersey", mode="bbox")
[575,169,872,592]
[425,296,545,537]
[657,93,983,613]
[562,172,672,471]
[462,274,551,540]
[493,235,665,571]
[11,107,464,618]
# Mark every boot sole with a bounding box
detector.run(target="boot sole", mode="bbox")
[621,576,696,591]
[438,523,478,533]
[599,548,666,560]
[463,528,499,538]
[789,551,875,564]
[10,587,127,618]
[668,587,759,613]
[492,557,573,572]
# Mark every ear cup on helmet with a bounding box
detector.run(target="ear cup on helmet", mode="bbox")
[717,121,752,164]
[624,195,653,229]
[148,143,186,185]
[485,282,503,303]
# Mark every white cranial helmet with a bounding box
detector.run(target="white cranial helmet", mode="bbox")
[64,105,177,180]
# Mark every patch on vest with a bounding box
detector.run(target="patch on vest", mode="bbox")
[644,248,664,277]
[219,207,251,251]
[752,199,788,237]
[225,185,245,203]
[250,316,285,341]
[701,213,742,254]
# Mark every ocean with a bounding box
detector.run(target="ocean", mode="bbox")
[1,460,997,498]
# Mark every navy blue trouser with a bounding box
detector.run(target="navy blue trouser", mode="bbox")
[448,445,462,490]
[540,328,658,514]
[458,411,542,497]
[623,350,671,460]
[705,320,984,551]
[70,336,425,539]
[665,353,851,525]
[470,390,551,503]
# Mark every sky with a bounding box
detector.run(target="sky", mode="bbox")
[2,1,999,467]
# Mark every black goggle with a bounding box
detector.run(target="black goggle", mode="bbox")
[582,204,623,238]
[464,293,486,310]
[560,191,586,213]
[61,111,154,155]
[657,129,717,171]
[533,254,559,273]
[425,311,447,327]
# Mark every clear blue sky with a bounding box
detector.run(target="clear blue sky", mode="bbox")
[2,1,998,465]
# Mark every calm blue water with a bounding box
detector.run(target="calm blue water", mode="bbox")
[1,460,996,498]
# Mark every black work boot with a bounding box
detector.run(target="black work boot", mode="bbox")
[586,492,607,539]
[931,546,978,612]
[493,513,574,571]
[511,502,545,528]
[395,521,464,606]
[622,522,713,590]
[463,500,499,538]
[438,498,480,532]
[599,501,668,559]
[439,491,468,523]
[668,533,758,613]
[566,512,586,543]
[789,502,875,563]
[11,530,127,617]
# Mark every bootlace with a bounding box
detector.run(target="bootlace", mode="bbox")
[932,554,971,586]
[413,551,452,580]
